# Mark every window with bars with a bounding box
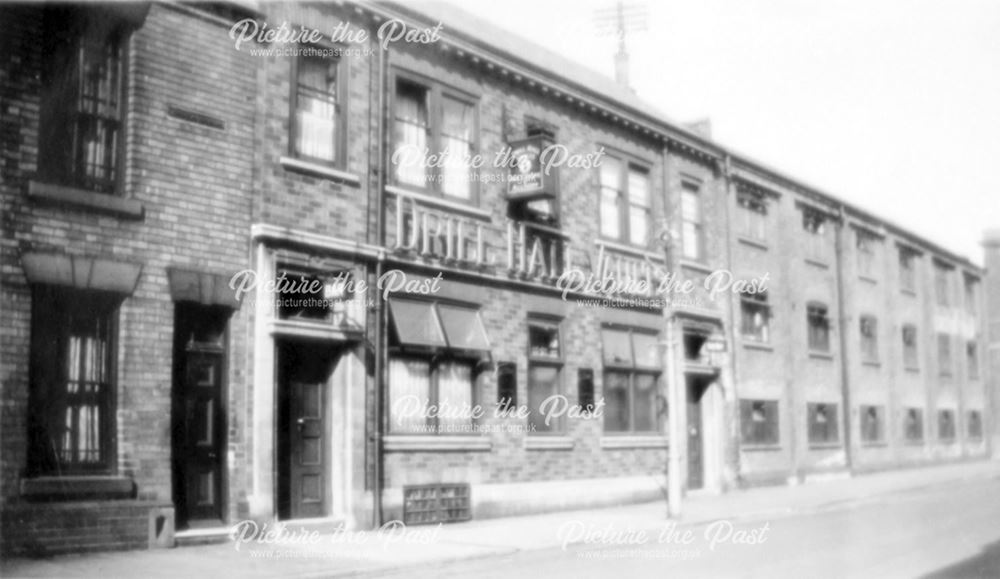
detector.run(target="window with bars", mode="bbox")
[40,10,125,194]
[807,403,839,445]
[904,408,924,442]
[601,328,660,433]
[599,157,651,246]
[740,291,770,343]
[680,181,703,260]
[807,302,830,353]
[902,325,919,370]
[860,405,884,443]
[860,315,879,363]
[392,75,477,201]
[292,54,342,165]
[739,399,779,445]
[28,287,119,475]
[737,191,768,242]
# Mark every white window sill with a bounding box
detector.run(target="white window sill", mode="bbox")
[525,436,574,451]
[383,434,491,452]
[279,156,361,186]
[28,180,144,219]
[736,235,769,251]
[600,435,668,449]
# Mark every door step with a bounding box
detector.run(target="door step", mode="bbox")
[175,527,232,547]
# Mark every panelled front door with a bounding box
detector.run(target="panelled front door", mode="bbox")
[686,376,705,491]
[172,304,229,529]
[277,341,331,520]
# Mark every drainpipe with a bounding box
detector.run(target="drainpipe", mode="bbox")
[721,155,740,488]
[834,205,854,471]
[661,144,681,518]
[372,37,390,528]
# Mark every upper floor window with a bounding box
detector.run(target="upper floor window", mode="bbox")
[680,181,703,260]
[934,262,951,307]
[740,291,770,343]
[599,157,650,246]
[737,191,767,242]
[898,248,917,294]
[40,9,126,194]
[937,333,952,377]
[902,324,919,370]
[806,302,830,353]
[801,207,828,262]
[856,230,878,279]
[967,340,980,380]
[392,75,477,201]
[292,54,343,165]
[964,276,979,316]
[860,315,879,363]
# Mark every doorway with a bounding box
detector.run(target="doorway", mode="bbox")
[276,340,337,520]
[172,304,230,529]
[686,374,709,491]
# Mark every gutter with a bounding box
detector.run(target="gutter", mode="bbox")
[834,205,854,471]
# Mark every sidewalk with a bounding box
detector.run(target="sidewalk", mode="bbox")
[3,460,999,579]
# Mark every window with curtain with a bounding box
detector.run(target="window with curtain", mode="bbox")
[807,303,830,353]
[807,403,839,445]
[29,287,119,475]
[387,357,474,434]
[740,291,770,343]
[40,10,125,194]
[392,76,477,200]
[681,182,703,260]
[601,328,660,433]
[293,54,340,163]
[739,399,779,445]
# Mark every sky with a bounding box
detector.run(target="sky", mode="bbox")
[435,0,1000,264]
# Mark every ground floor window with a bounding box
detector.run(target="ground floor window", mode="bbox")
[904,408,924,442]
[967,410,983,439]
[807,402,839,445]
[739,399,779,445]
[28,286,120,475]
[601,327,660,433]
[860,405,885,443]
[388,357,475,434]
[938,409,956,441]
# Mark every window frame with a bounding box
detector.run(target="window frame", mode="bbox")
[679,180,704,261]
[39,8,129,195]
[934,262,952,307]
[937,409,956,442]
[736,190,768,243]
[937,333,952,377]
[526,318,565,434]
[898,248,917,294]
[390,68,480,204]
[859,405,885,444]
[904,408,924,442]
[806,302,831,353]
[597,153,653,247]
[801,207,829,262]
[856,230,878,280]
[859,314,879,364]
[601,327,662,434]
[740,291,771,344]
[387,353,479,435]
[739,399,780,446]
[901,324,919,370]
[967,410,983,439]
[28,286,121,476]
[289,50,348,168]
[966,340,979,380]
[806,402,840,446]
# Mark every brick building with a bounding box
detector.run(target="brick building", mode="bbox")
[0,1,992,555]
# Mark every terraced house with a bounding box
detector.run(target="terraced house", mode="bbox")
[0,0,993,556]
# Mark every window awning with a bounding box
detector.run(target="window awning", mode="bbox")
[167,267,241,309]
[21,252,142,295]
[388,299,491,353]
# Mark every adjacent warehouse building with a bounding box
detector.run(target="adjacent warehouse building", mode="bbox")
[0,0,993,555]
